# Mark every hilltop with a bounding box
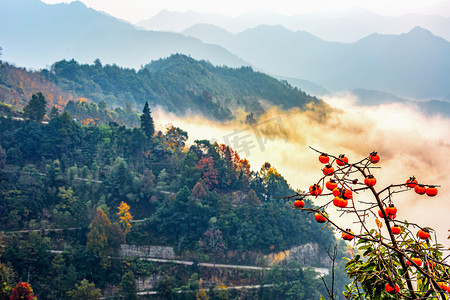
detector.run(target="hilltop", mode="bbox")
[0,55,324,122]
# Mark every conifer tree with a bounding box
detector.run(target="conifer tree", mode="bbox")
[140,101,154,138]
[49,106,60,120]
[23,92,47,122]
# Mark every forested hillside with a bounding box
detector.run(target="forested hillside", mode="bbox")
[0,94,339,298]
[0,61,141,127]
[0,54,323,122]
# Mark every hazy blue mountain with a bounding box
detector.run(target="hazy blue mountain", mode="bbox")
[141,10,373,41]
[420,99,450,117]
[183,25,450,100]
[182,24,329,96]
[137,10,236,33]
[332,8,450,42]
[183,23,235,46]
[275,76,329,96]
[351,89,407,105]
[142,9,450,42]
[351,88,450,118]
[0,0,248,69]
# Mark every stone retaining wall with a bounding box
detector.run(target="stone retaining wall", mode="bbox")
[137,274,161,291]
[119,244,175,259]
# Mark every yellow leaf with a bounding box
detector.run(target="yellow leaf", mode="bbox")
[376,219,383,228]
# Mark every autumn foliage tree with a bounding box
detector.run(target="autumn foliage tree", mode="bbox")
[191,181,206,199]
[117,201,133,234]
[216,143,251,186]
[161,124,188,152]
[196,156,219,190]
[289,147,449,299]
[86,209,124,268]
[10,282,36,300]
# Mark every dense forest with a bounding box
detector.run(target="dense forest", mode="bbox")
[0,92,346,299]
[0,54,325,122]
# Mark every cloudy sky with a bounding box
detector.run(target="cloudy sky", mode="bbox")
[41,0,448,23]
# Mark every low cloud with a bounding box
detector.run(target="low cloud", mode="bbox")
[153,95,450,248]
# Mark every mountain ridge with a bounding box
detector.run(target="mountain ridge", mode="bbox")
[351,88,450,118]
[139,8,450,42]
[2,0,449,100]
[183,24,450,100]
[0,0,249,69]
[0,54,323,122]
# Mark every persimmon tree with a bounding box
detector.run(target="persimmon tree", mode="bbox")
[287,147,449,299]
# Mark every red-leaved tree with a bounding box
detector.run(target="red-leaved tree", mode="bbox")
[10,282,36,300]
[197,156,219,190]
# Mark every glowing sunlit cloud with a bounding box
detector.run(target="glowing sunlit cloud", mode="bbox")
[153,95,450,249]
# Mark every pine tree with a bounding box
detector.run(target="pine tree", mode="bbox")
[23,92,47,122]
[49,106,60,120]
[140,101,155,138]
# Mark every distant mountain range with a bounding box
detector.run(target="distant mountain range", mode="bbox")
[350,89,450,118]
[0,0,248,69]
[1,0,450,101]
[183,24,450,100]
[138,8,450,43]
